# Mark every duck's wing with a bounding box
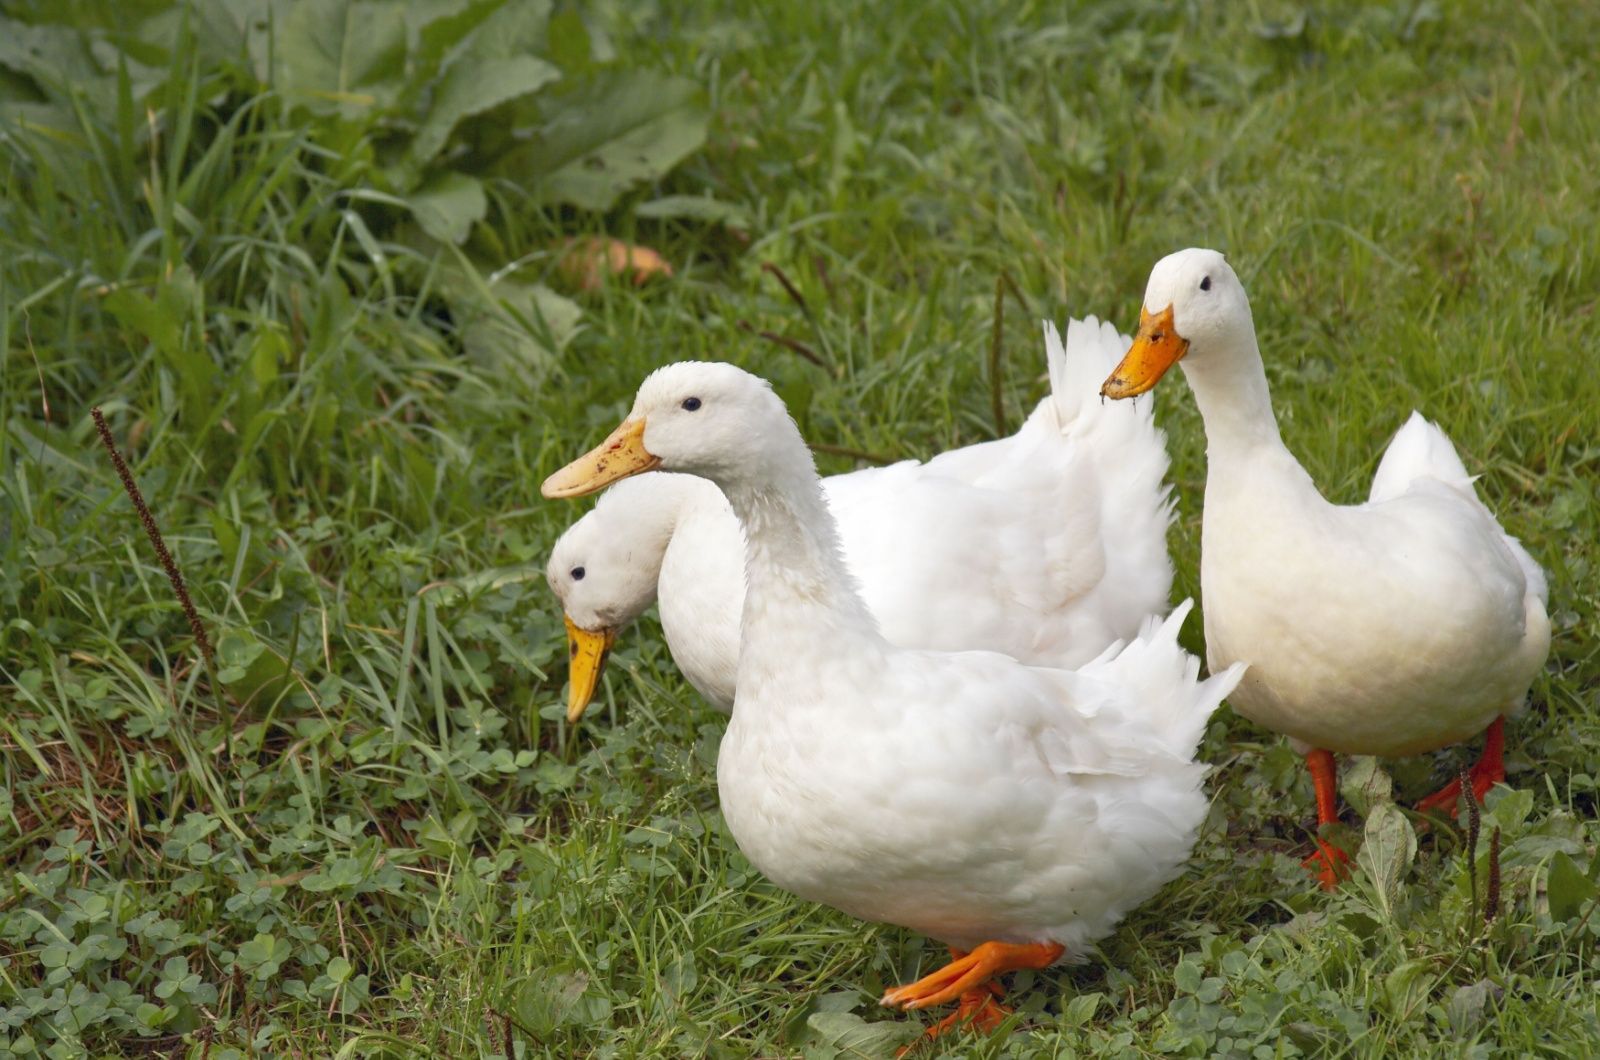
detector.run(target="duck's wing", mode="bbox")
[904,602,1242,783]
[1032,601,1245,770]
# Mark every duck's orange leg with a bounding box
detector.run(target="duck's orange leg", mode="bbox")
[1416,717,1506,816]
[882,942,1061,1026]
[1300,748,1350,890]
[892,949,1013,1055]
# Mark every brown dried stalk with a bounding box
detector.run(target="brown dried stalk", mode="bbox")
[1484,827,1502,926]
[760,261,834,368]
[761,261,809,314]
[737,320,826,368]
[91,407,214,667]
[1463,766,1480,919]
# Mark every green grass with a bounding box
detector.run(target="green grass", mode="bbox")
[3,0,1599,1056]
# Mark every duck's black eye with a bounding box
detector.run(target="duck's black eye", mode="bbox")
[570,566,586,581]
[681,397,702,411]
[1200,275,1212,291]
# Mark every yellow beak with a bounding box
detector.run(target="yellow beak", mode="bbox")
[563,615,618,723]
[1101,305,1190,400]
[541,417,661,499]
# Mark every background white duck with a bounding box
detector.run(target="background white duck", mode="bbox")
[542,360,1244,1043]
[1101,248,1551,888]
[546,318,1174,722]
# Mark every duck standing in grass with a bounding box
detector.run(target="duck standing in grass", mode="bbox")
[1101,248,1551,888]
[542,362,1244,1042]
[546,318,1174,722]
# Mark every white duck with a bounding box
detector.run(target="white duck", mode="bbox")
[542,362,1244,1042]
[1101,248,1551,887]
[547,318,1174,722]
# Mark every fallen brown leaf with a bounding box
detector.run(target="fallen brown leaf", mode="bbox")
[557,237,674,292]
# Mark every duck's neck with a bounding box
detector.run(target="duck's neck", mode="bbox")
[606,474,708,613]
[718,453,880,675]
[1179,334,1286,464]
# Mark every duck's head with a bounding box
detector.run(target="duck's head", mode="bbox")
[1101,248,1254,399]
[545,480,671,723]
[542,361,798,501]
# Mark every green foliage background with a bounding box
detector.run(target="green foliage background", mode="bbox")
[1,0,1598,1056]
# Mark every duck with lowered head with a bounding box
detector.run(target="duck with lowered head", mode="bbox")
[545,318,1174,723]
[543,360,1243,1042]
[1101,248,1550,887]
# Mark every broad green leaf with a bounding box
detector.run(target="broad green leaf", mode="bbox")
[801,1011,918,1059]
[326,956,353,985]
[1339,755,1393,816]
[134,0,281,81]
[1482,786,1534,833]
[409,0,505,76]
[236,933,286,979]
[0,22,105,95]
[432,0,553,66]
[508,69,709,211]
[406,172,486,244]
[1062,991,1103,1027]
[1357,801,1416,920]
[635,194,752,229]
[425,562,545,605]
[1382,959,1434,1020]
[1448,980,1495,1034]
[545,8,596,73]
[512,968,589,1038]
[1546,850,1599,921]
[410,55,560,165]
[277,0,407,117]
[103,267,211,427]
[459,278,581,367]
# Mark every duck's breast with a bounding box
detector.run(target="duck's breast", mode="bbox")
[1202,468,1539,756]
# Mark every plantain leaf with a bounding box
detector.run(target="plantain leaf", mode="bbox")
[801,1011,918,1059]
[1547,850,1599,921]
[276,0,407,117]
[1358,801,1417,921]
[410,54,559,165]
[635,194,751,229]
[405,172,486,244]
[503,68,708,210]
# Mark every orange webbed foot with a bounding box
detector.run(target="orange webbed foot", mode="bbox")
[894,989,1012,1056]
[881,941,1062,1012]
[1302,837,1351,891]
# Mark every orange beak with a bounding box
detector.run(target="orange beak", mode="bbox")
[1101,305,1189,400]
[541,417,660,499]
[563,615,618,723]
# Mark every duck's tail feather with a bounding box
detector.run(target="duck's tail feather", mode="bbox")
[1506,534,1549,607]
[1083,599,1247,761]
[1371,411,1548,607]
[1039,317,1142,428]
[1369,411,1474,503]
[1041,317,1177,631]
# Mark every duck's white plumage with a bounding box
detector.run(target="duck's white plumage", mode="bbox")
[720,601,1237,951]
[546,360,1244,957]
[546,317,1174,710]
[1120,249,1549,759]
